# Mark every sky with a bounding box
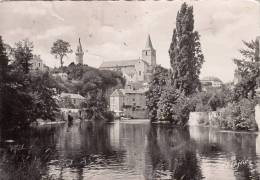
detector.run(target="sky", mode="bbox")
[0,0,259,82]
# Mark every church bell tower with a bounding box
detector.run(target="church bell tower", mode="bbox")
[75,38,84,64]
[142,34,156,67]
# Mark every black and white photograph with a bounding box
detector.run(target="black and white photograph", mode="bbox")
[0,0,260,179]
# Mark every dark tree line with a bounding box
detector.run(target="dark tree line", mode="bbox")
[0,37,60,130]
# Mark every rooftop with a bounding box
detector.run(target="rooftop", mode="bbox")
[99,59,148,68]
[60,93,85,100]
[201,76,223,83]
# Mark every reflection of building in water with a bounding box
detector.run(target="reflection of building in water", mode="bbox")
[109,120,120,149]
[119,123,149,178]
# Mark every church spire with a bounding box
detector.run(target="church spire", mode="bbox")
[75,38,84,64]
[145,34,154,50]
[76,38,83,54]
[142,34,156,67]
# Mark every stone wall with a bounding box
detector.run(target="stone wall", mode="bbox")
[189,112,209,126]
[189,111,218,126]
[255,104,260,129]
[124,109,148,119]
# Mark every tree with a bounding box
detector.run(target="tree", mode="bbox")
[156,86,194,126]
[146,65,169,121]
[169,3,204,96]
[51,39,72,68]
[0,37,60,130]
[233,39,260,101]
[13,39,34,74]
[0,36,9,124]
[28,72,60,121]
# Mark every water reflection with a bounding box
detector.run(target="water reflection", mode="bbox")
[1,121,260,179]
[146,125,202,180]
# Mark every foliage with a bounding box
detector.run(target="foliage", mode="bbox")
[146,65,169,121]
[0,37,59,130]
[81,90,108,121]
[28,72,60,121]
[156,86,194,126]
[169,2,204,96]
[147,3,204,125]
[58,96,75,109]
[13,39,33,74]
[233,39,260,101]
[0,144,54,180]
[213,99,258,131]
[53,63,125,121]
[191,85,233,112]
[50,39,72,67]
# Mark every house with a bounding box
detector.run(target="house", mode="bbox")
[52,73,68,81]
[30,55,44,71]
[99,35,156,83]
[201,76,223,88]
[110,88,148,118]
[110,89,125,116]
[59,93,85,108]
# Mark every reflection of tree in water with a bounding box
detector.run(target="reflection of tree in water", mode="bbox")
[145,125,203,180]
[192,126,260,180]
[0,126,61,179]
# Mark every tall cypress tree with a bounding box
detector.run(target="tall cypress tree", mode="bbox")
[169,3,204,96]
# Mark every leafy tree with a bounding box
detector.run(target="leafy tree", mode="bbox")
[233,39,260,101]
[28,72,60,121]
[157,86,194,126]
[13,39,34,74]
[146,65,169,121]
[169,3,204,96]
[0,37,60,130]
[0,36,8,83]
[51,39,72,68]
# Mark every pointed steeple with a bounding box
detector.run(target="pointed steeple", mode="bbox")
[142,34,156,67]
[76,38,83,54]
[145,34,154,50]
[75,38,84,64]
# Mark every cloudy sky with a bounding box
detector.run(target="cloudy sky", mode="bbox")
[0,0,259,82]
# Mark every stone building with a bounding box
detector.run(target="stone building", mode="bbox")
[52,72,68,81]
[75,38,84,64]
[30,55,44,71]
[99,35,156,83]
[201,76,223,88]
[59,93,85,108]
[110,88,148,118]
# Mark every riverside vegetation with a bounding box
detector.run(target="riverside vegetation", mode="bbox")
[146,3,259,131]
[0,37,125,131]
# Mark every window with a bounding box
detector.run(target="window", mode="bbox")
[132,98,135,101]
[145,51,148,56]
[38,63,40,67]
[139,71,141,76]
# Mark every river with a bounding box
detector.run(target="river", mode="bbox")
[1,119,260,180]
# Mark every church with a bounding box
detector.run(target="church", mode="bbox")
[99,35,156,83]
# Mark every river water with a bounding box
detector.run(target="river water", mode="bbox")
[1,119,260,180]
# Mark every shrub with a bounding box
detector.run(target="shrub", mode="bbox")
[102,111,114,122]
[156,87,195,126]
[213,99,258,131]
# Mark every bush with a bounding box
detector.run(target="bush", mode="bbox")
[102,111,114,122]
[156,87,195,126]
[213,99,258,131]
